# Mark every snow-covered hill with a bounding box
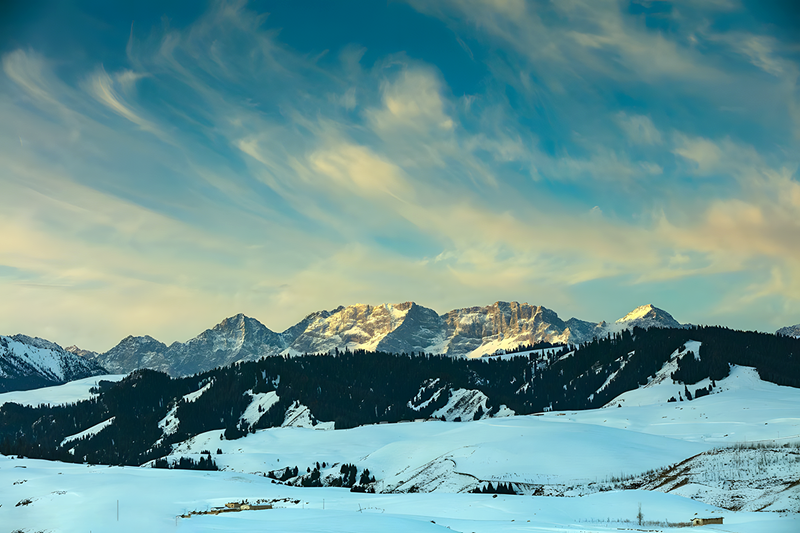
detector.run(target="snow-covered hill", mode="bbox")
[0,335,107,392]
[141,360,800,513]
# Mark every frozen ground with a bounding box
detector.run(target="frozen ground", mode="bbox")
[2,455,797,533]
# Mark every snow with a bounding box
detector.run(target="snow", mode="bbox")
[157,382,217,441]
[421,332,448,356]
[2,454,797,533]
[0,374,125,408]
[165,415,708,492]
[616,303,656,323]
[158,405,181,438]
[281,401,335,429]
[640,445,800,512]
[184,381,213,403]
[432,388,490,421]
[60,417,115,447]
[599,341,700,404]
[407,378,445,411]
[595,353,631,395]
[473,346,563,361]
[545,365,800,445]
[1,335,65,379]
[240,391,279,427]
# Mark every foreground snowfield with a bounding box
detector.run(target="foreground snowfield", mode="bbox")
[2,364,799,531]
[2,455,797,533]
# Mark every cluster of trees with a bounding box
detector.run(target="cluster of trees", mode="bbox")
[264,462,376,490]
[1,325,798,467]
[472,482,517,494]
[300,466,322,487]
[152,455,218,471]
[667,382,714,403]
[267,466,300,482]
[502,341,567,355]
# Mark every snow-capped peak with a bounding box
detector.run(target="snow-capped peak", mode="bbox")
[614,304,682,328]
[616,304,658,323]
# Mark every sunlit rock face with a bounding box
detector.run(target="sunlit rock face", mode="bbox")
[286,302,417,355]
[439,302,588,357]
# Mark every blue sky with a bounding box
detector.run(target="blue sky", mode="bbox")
[1,0,799,350]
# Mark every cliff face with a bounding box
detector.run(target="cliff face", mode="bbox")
[439,302,576,357]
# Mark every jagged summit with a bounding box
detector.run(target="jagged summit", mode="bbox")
[64,345,99,359]
[614,304,682,329]
[616,304,658,323]
[283,301,419,356]
[119,334,162,344]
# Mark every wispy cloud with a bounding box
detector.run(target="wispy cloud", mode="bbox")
[85,67,162,135]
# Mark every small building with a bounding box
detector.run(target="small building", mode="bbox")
[692,517,723,526]
[224,501,272,511]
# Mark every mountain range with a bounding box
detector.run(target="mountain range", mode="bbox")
[68,302,685,377]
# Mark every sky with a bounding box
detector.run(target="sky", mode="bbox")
[1,0,800,351]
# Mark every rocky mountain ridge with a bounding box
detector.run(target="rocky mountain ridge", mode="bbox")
[776,324,800,338]
[0,335,107,392]
[72,301,687,377]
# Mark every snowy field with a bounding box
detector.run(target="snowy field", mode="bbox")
[0,374,126,408]
[2,455,797,533]
[163,417,709,491]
